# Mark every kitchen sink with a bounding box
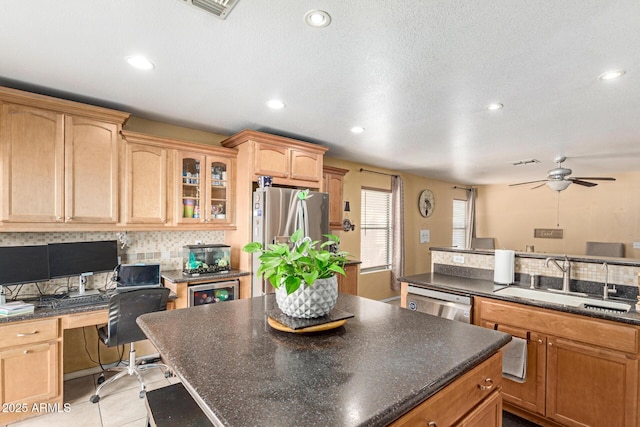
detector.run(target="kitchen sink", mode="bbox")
[494,287,631,313]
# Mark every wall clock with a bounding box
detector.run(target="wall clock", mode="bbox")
[418,189,435,218]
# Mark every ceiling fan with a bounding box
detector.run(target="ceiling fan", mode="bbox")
[509,156,616,191]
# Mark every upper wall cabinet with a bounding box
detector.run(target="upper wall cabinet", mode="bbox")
[221,130,328,188]
[121,131,237,230]
[0,87,129,228]
[121,131,169,225]
[322,165,349,231]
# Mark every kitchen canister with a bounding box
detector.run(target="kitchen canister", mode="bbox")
[494,249,515,284]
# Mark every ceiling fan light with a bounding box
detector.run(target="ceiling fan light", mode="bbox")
[547,180,571,192]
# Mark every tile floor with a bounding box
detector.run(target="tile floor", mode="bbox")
[8,367,178,427]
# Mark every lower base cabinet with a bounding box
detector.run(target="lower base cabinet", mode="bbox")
[337,262,360,295]
[0,319,62,425]
[475,297,639,427]
[390,352,503,427]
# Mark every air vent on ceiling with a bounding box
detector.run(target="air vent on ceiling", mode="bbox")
[180,0,239,20]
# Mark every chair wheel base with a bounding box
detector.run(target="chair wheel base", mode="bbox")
[97,374,105,384]
[90,394,100,403]
[139,390,146,399]
[164,370,171,378]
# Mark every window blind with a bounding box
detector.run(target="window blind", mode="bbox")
[360,188,392,271]
[452,199,467,248]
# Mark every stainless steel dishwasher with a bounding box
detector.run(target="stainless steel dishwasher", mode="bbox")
[406,285,472,323]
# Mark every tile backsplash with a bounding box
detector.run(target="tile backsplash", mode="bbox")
[431,250,640,289]
[1,230,224,299]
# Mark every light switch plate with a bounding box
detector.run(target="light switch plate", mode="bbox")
[634,242,640,249]
[453,255,465,263]
[420,229,430,243]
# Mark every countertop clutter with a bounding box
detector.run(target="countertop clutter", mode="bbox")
[137,293,510,427]
[401,272,640,325]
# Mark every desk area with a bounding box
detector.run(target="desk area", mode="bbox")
[0,292,176,425]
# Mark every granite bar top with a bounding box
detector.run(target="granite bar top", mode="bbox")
[401,272,640,326]
[161,269,250,283]
[137,293,510,427]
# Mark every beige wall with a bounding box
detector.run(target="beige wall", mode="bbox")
[124,117,228,145]
[324,157,465,300]
[476,172,640,258]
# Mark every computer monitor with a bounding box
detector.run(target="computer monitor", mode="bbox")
[0,245,50,304]
[116,264,161,289]
[48,240,118,296]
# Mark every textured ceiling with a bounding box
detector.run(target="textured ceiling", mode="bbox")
[1,1,639,185]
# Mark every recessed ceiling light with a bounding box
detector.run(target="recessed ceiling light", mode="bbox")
[126,56,154,70]
[598,70,626,80]
[487,103,503,111]
[350,126,365,134]
[304,10,331,27]
[266,99,286,109]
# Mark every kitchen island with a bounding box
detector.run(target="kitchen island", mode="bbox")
[137,293,510,426]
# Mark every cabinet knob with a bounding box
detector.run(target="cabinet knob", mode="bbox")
[56,216,62,221]
[161,218,166,223]
[548,342,553,346]
[427,422,437,427]
[66,216,72,220]
[538,339,543,344]
[478,378,494,391]
[24,350,29,355]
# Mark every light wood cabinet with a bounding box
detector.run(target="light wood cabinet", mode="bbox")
[221,130,328,188]
[337,262,360,295]
[122,138,169,225]
[322,165,349,231]
[390,352,503,427]
[0,318,62,425]
[175,150,235,227]
[0,86,129,229]
[475,297,639,427]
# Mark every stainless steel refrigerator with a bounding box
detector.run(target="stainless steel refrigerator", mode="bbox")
[251,187,329,297]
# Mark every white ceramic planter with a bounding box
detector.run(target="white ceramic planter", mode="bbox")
[275,275,338,318]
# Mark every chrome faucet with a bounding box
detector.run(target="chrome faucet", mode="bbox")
[602,263,617,300]
[545,255,571,293]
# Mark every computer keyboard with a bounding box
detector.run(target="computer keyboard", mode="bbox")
[51,293,110,309]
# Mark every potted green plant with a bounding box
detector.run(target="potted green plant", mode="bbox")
[243,228,350,318]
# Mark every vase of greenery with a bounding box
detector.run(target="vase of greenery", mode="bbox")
[242,228,350,318]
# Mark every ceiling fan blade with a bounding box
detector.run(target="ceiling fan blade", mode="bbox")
[509,179,548,187]
[571,177,616,181]
[531,183,547,189]
[569,178,598,187]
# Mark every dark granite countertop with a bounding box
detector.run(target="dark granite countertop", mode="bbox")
[401,272,640,326]
[137,293,510,427]
[161,269,250,283]
[0,290,178,324]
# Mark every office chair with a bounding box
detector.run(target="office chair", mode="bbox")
[585,241,625,258]
[90,288,171,403]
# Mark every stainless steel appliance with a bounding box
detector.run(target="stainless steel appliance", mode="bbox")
[251,187,329,297]
[406,285,472,323]
[188,280,239,307]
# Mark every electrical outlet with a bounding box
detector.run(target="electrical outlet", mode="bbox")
[634,242,640,249]
[453,255,465,263]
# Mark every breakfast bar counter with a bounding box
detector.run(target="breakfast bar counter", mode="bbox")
[137,293,510,426]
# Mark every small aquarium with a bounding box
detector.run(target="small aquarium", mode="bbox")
[182,244,231,276]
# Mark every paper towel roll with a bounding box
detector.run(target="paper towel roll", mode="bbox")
[494,249,515,284]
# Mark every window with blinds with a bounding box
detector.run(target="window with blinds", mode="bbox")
[452,198,468,248]
[360,188,392,272]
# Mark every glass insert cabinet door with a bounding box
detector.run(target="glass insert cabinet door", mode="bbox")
[208,160,229,222]
[179,153,204,222]
[177,150,232,224]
